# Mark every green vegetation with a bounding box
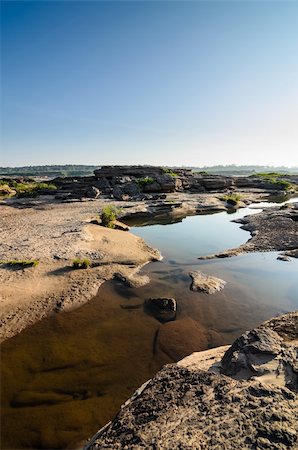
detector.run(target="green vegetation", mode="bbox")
[136,177,155,187]
[100,205,122,228]
[255,173,294,190]
[0,180,57,197]
[220,193,242,206]
[162,168,178,177]
[0,260,39,268]
[72,258,91,269]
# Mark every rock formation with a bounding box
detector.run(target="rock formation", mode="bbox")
[85,311,298,450]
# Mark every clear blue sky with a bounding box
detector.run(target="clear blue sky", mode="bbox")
[1,1,298,167]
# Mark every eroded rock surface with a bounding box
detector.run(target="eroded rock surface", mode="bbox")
[87,366,297,450]
[85,311,298,450]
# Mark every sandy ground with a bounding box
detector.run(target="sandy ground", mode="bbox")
[0,199,161,342]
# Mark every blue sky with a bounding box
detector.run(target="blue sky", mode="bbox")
[1,1,298,167]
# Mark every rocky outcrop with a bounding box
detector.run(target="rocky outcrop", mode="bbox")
[85,311,298,450]
[3,168,297,202]
[189,270,226,293]
[221,312,298,392]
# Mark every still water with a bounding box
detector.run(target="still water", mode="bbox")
[1,200,298,449]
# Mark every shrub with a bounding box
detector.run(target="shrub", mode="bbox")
[0,260,39,268]
[136,177,155,187]
[220,193,242,206]
[162,168,178,177]
[255,173,294,191]
[72,258,90,269]
[100,205,122,228]
[0,180,57,197]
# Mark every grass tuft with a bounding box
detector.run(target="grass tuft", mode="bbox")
[220,193,242,206]
[72,258,90,269]
[0,260,39,268]
[162,168,178,177]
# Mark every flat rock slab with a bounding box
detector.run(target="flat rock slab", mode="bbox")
[189,270,226,294]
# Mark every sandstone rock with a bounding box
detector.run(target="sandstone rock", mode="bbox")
[85,186,100,198]
[221,311,298,392]
[145,297,176,323]
[86,366,298,450]
[112,220,130,231]
[0,184,16,196]
[189,270,226,293]
[85,312,298,450]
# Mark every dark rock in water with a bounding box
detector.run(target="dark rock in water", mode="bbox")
[85,186,100,198]
[145,297,176,323]
[277,255,291,261]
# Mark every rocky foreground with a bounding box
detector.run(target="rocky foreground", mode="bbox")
[85,312,298,449]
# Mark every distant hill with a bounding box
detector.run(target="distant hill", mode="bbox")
[0,164,297,178]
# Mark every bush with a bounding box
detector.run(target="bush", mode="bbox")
[220,193,242,206]
[162,168,178,177]
[0,180,57,197]
[72,258,90,269]
[0,260,39,268]
[100,205,122,228]
[136,177,155,187]
[255,173,294,191]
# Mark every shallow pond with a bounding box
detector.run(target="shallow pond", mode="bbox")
[1,199,298,449]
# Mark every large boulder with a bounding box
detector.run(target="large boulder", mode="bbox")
[221,311,298,392]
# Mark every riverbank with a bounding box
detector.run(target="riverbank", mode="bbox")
[0,199,161,342]
[0,191,296,342]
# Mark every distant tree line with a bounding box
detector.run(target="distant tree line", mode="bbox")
[188,165,298,175]
[0,164,297,178]
[0,165,98,177]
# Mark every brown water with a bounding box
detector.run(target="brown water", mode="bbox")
[1,201,298,450]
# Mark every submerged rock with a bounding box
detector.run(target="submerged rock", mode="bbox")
[189,270,226,294]
[145,297,176,323]
[154,317,209,361]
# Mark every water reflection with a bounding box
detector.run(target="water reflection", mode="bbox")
[1,199,298,450]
